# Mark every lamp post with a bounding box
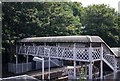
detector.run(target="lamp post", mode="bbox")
[33,57,44,80]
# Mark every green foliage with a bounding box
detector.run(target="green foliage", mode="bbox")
[2,2,82,63]
[35,2,82,36]
[80,67,85,80]
[81,4,120,47]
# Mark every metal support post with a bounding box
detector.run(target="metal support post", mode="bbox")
[73,43,76,79]
[100,43,103,79]
[89,43,92,79]
[26,55,28,71]
[89,62,92,79]
[48,49,51,80]
[74,60,76,79]
[114,56,117,72]
[42,58,44,80]
[100,60,103,79]
[16,54,18,73]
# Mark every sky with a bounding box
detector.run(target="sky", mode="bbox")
[72,0,120,11]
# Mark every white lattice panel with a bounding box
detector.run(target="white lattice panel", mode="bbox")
[57,47,64,58]
[37,46,45,57]
[103,53,115,68]
[17,46,109,62]
[92,48,101,60]
[76,48,89,61]
[28,46,37,55]
[63,47,73,60]
[50,47,57,57]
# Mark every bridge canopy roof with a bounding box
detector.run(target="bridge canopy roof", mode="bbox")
[18,36,104,43]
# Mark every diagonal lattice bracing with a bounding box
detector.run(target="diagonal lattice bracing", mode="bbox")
[76,48,89,61]
[17,45,115,71]
[92,48,101,61]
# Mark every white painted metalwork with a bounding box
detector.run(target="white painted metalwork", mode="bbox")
[103,53,115,70]
[100,60,103,79]
[16,44,118,80]
[92,47,101,61]
[88,43,93,79]
[100,44,103,79]
[18,46,91,61]
[17,45,116,70]
[76,48,89,61]
[48,48,51,80]
[73,43,76,79]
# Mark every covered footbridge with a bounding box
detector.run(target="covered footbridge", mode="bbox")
[11,36,119,80]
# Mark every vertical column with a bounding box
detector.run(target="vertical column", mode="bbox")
[48,48,51,80]
[16,54,18,73]
[15,45,18,73]
[89,43,92,79]
[114,56,117,72]
[73,43,76,79]
[33,43,35,56]
[100,60,103,79]
[26,55,29,71]
[100,43,103,79]
[42,58,44,80]
[89,62,92,79]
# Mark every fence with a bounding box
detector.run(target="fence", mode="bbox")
[8,62,32,74]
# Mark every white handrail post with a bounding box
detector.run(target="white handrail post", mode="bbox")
[100,43,103,79]
[73,43,76,79]
[89,43,92,79]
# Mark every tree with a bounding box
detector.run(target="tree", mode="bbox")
[35,2,82,36]
[2,2,83,63]
[81,4,120,47]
